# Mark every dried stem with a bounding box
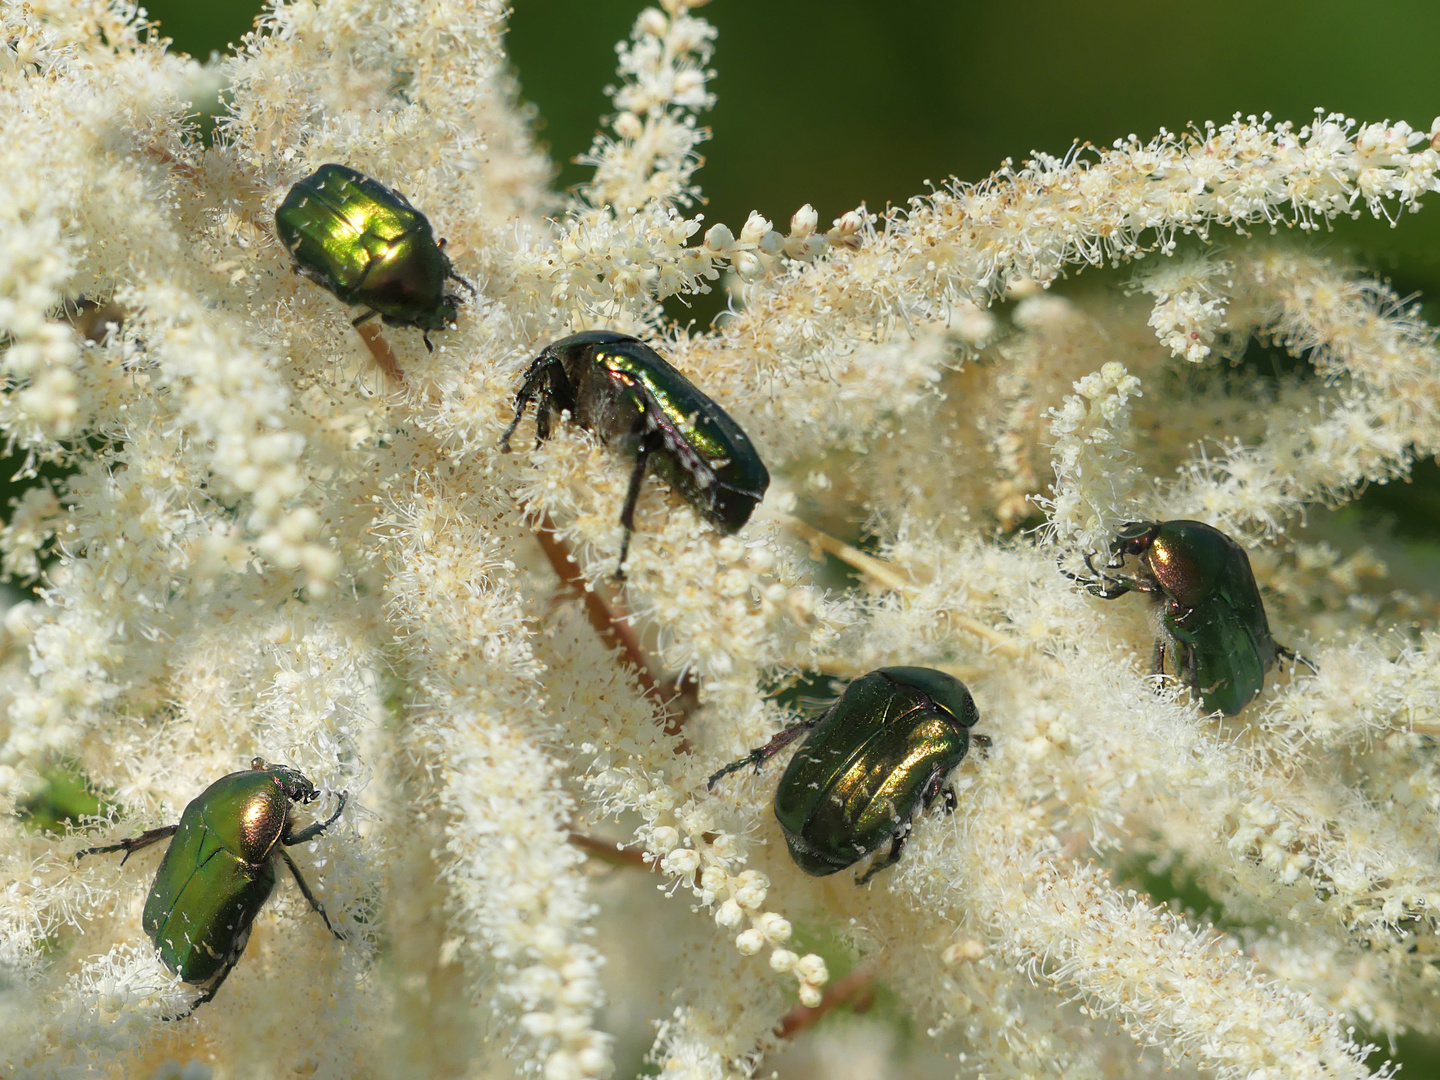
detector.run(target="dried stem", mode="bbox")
[568,832,651,870]
[776,513,1027,657]
[355,322,406,387]
[775,963,877,1039]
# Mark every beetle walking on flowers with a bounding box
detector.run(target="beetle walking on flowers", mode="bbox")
[1067,519,1313,715]
[501,330,770,578]
[275,164,476,352]
[708,667,987,883]
[76,759,347,1016]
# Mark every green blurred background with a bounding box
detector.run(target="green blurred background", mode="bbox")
[20,0,1440,1071]
[152,0,1440,299]
[140,0,1440,546]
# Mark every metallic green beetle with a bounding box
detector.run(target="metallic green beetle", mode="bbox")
[500,330,771,576]
[708,667,986,883]
[77,759,347,1015]
[275,163,474,351]
[1071,519,1310,715]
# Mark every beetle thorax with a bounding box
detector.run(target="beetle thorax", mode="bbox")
[1148,533,1219,607]
[235,787,289,863]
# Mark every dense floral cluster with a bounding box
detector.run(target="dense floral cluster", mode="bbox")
[1,0,1439,1077]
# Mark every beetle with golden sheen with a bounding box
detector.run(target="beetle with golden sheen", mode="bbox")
[77,759,346,1015]
[709,667,987,883]
[1073,519,1310,714]
[275,163,474,351]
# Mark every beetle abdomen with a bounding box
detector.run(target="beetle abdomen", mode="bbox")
[143,815,277,983]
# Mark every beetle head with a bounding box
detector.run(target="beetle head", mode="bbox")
[1110,520,1161,559]
[252,757,321,805]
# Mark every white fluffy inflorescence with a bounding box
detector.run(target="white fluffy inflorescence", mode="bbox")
[1,1,1439,1078]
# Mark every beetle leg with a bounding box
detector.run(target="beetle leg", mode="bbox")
[1277,643,1319,674]
[706,720,819,790]
[278,848,346,941]
[919,768,960,818]
[1086,549,1163,598]
[284,791,347,845]
[1058,551,1138,599]
[501,357,560,452]
[451,275,479,298]
[421,330,435,354]
[1152,637,1168,677]
[615,431,661,581]
[176,960,236,1018]
[75,824,178,866]
[856,830,907,885]
[919,767,952,812]
[351,309,379,328]
[1163,636,1200,696]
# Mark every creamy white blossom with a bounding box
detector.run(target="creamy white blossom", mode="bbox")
[1,0,1439,1077]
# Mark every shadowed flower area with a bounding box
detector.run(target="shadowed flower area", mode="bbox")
[2,0,1440,1077]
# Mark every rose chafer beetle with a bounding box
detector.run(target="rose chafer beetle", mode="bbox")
[708,667,986,883]
[1070,519,1310,715]
[275,163,475,351]
[77,758,347,1015]
[500,330,770,576]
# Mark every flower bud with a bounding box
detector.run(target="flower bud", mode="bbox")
[715,899,744,928]
[942,939,987,965]
[832,209,864,236]
[793,953,828,984]
[520,1012,557,1037]
[745,546,775,573]
[661,847,700,876]
[576,1046,613,1078]
[703,222,735,253]
[739,211,772,245]
[768,948,798,973]
[756,912,792,942]
[735,929,765,955]
[732,251,762,282]
[613,111,643,139]
[673,69,705,97]
[543,1051,581,1080]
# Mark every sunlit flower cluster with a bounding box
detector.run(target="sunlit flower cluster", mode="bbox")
[2,0,1439,1077]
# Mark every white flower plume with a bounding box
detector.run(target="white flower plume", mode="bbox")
[1,1,1439,1077]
